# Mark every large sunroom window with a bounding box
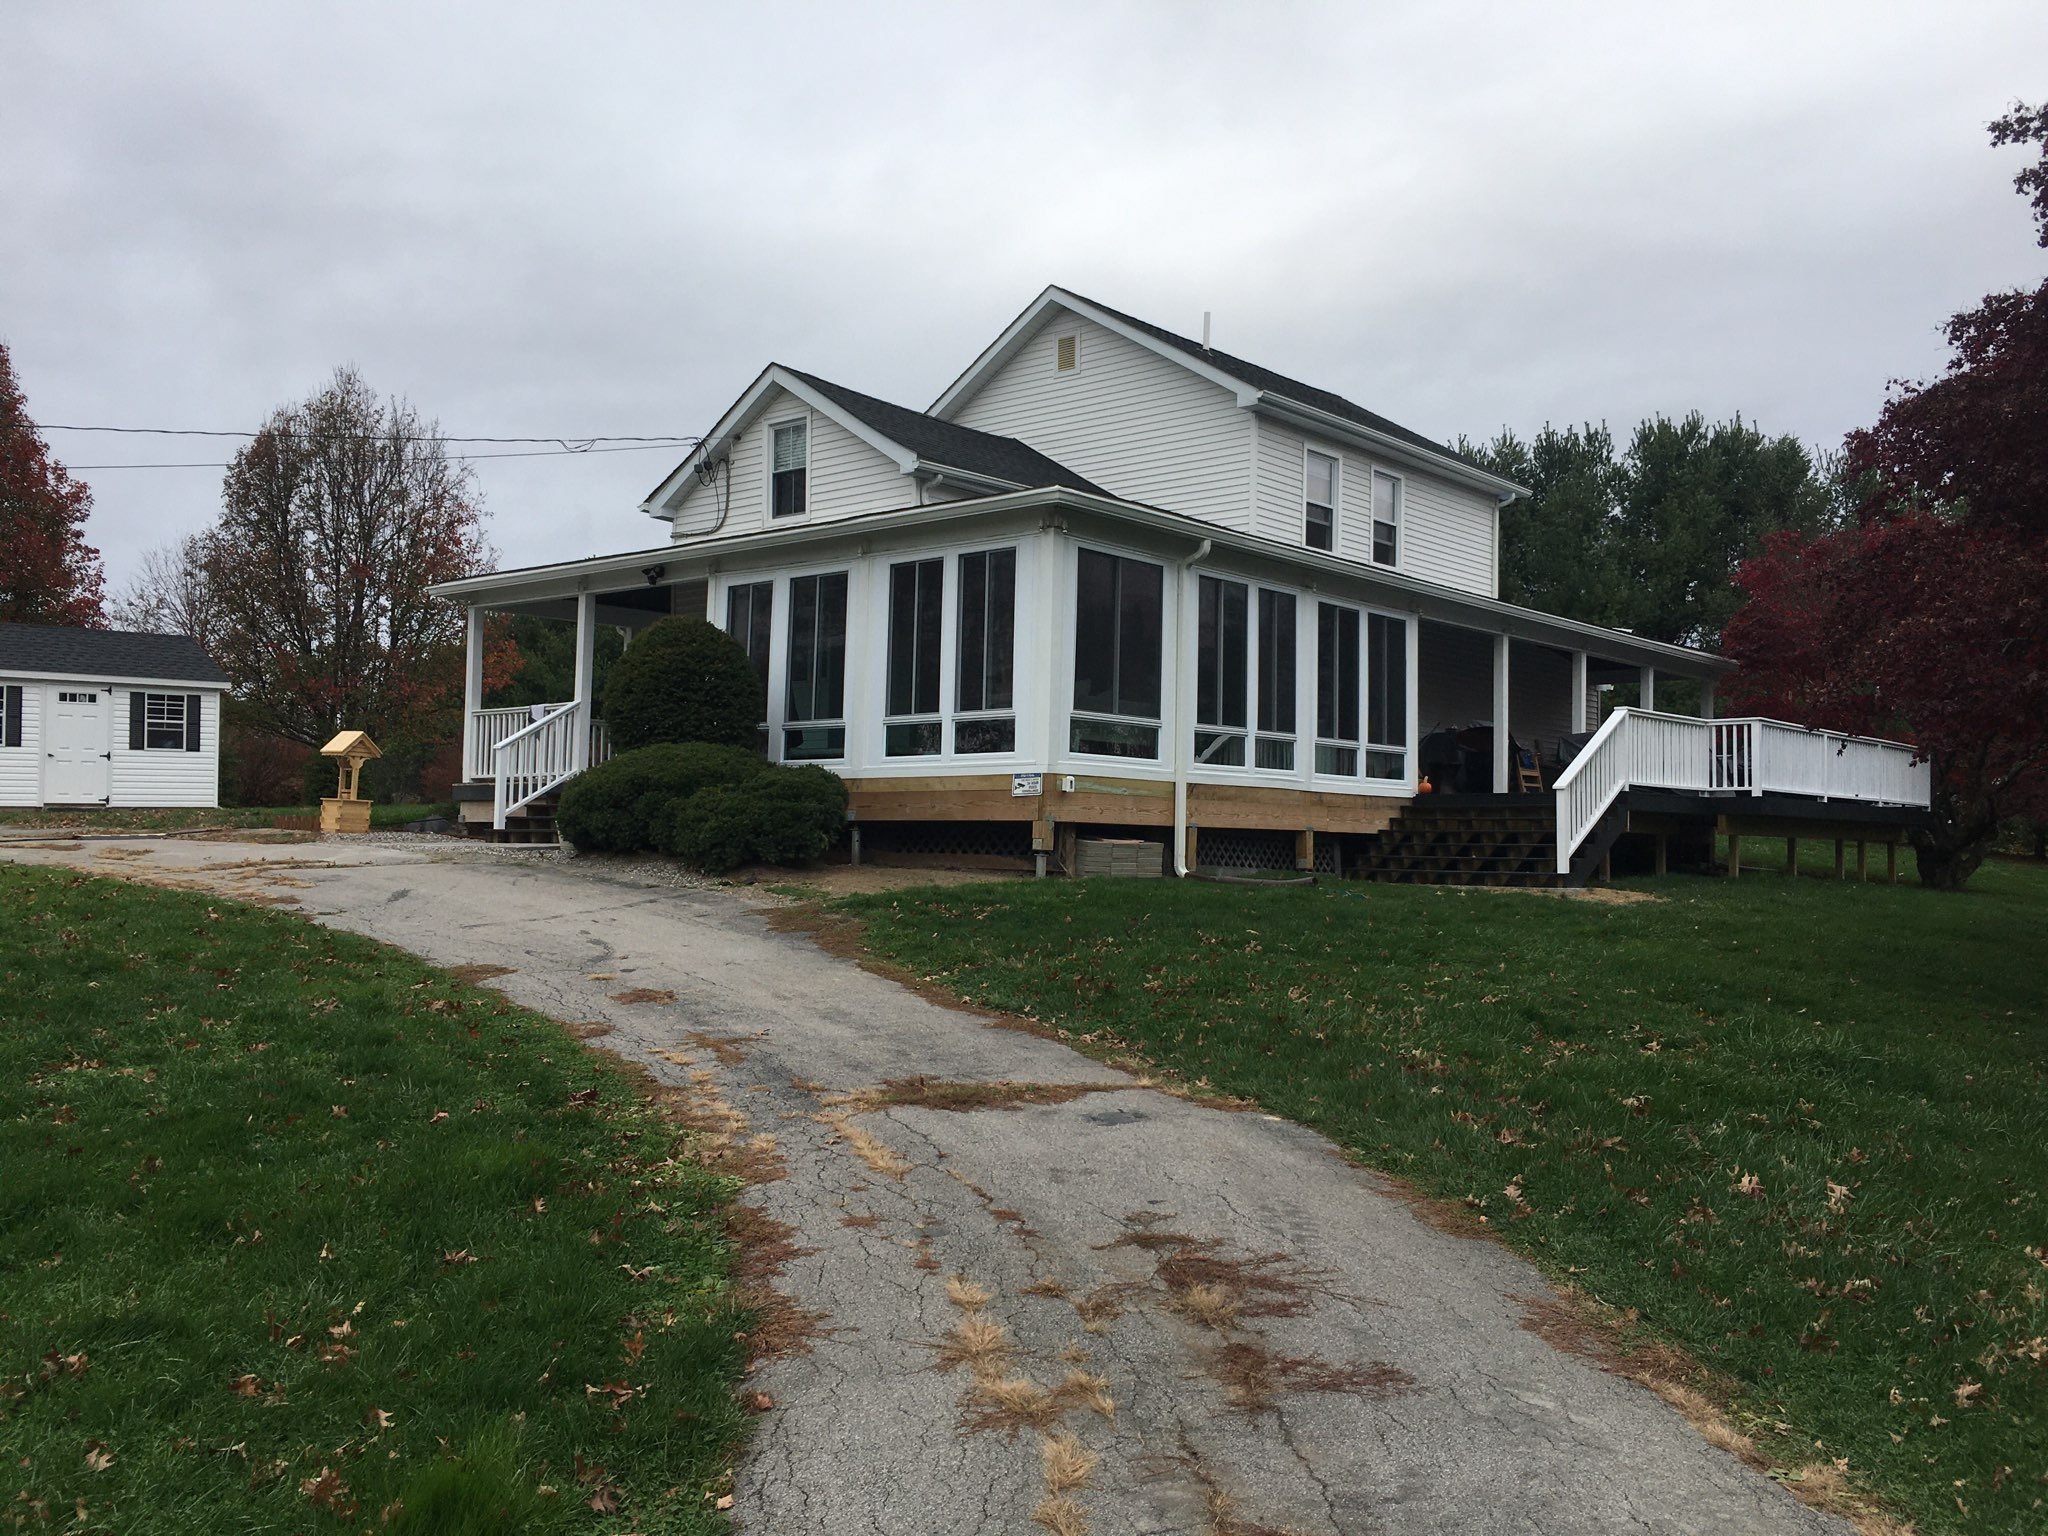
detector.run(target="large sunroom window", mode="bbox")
[1365,612,1408,778]
[1256,589,1296,770]
[784,571,846,759]
[726,581,773,689]
[885,558,943,756]
[955,548,1016,754]
[1071,549,1163,758]
[1194,575,1248,765]
[1317,602,1407,779]
[1316,603,1360,776]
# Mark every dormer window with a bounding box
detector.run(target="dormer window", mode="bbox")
[1305,450,1336,551]
[1372,470,1401,566]
[771,419,808,518]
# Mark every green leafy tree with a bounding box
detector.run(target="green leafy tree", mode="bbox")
[0,342,105,627]
[485,615,624,710]
[599,617,762,752]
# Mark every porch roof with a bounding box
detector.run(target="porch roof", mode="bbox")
[429,487,1733,677]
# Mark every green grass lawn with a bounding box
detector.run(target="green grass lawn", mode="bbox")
[0,804,450,834]
[840,862,2048,1534]
[1,865,747,1533]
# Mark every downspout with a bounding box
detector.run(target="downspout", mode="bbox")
[1171,536,1213,877]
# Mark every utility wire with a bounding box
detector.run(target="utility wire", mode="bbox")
[33,421,698,448]
[67,442,688,470]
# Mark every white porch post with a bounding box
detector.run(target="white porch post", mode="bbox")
[1639,665,1656,713]
[462,605,485,781]
[1570,650,1589,734]
[1492,633,1511,794]
[573,588,598,771]
[1700,678,1716,720]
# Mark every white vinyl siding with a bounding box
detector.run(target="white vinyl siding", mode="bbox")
[669,389,917,539]
[0,682,40,807]
[1252,420,1498,596]
[948,316,1251,528]
[110,688,220,808]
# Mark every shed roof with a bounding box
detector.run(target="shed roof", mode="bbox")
[0,624,230,686]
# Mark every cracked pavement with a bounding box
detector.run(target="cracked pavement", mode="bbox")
[2,836,1851,1535]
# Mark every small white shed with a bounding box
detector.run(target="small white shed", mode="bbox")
[0,624,228,809]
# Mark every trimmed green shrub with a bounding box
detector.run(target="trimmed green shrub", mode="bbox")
[600,617,763,752]
[668,766,849,873]
[555,743,763,854]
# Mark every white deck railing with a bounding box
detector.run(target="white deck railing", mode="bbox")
[1552,709,1930,875]
[468,704,571,781]
[487,703,615,828]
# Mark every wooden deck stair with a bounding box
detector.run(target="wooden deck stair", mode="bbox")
[465,791,561,846]
[1352,797,1626,888]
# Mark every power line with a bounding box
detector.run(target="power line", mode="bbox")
[67,442,688,470]
[33,421,699,448]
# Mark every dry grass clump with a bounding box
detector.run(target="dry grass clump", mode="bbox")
[444,963,515,983]
[1071,1283,1137,1335]
[607,987,676,1005]
[935,1315,1015,1377]
[1031,1494,1090,1536]
[1039,1430,1098,1492]
[946,1274,993,1311]
[1058,1368,1115,1420]
[563,1021,615,1040]
[1209,1338,1415,1415]
[816,1111,912,1179]
[832,1076,1130,1112]
[1168,1281,1239,1332]
[1021,1276,1070,1299]
[963,1373,1060,1434]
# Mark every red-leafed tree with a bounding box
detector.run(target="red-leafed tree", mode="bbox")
[202,367,502,751]
[1723,103,2048,889]
[0,342,106,627]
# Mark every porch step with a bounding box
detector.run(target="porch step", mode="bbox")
[1351,800,1568,887]
[465,793,561,846]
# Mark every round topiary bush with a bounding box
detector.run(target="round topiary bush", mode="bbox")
[600,617,764,752]
[668,765,849,874]
[556,742,765,853]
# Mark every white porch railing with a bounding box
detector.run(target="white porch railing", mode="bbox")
[468,704,569,781]
[1553,709,1930,875]
[487,703,616,828]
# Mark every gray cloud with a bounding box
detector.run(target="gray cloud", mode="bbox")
[3,1,2041,592]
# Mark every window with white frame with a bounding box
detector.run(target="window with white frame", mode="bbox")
[726,581,774,690]
[1194,575,1249,765]
[1305,450,1337,552]
[954,548,1016,754]
[783,571,846,759]
[885,557,944,756]
[1255,589,1296,770]
[1365,612,1408,778]
[1071,549,1164,758]
[1371,470,1401,566]
[1315,603,1360,775]
[771,420,808,519]
[144,693,187,750]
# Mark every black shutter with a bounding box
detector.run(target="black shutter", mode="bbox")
[3,686,20,748]
[185,693,202,751]
[128,692,146,750]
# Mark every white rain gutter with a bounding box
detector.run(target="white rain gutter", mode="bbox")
[1171,535,1213,877]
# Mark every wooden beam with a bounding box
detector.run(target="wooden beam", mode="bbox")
[1184,824,1199,874]
[1295,829,1315,872]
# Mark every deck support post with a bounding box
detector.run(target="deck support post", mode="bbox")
[462,604,485,781]
[572,589,598,771]
[1887,841,1898,884]
[1184,824,1200,874]
[1598,849,1612,883]
[1654,833,1667,876]
[1638,665,1656,713]
[1296,829,1315,872]
[1834,839,1845,879]
[1571,651,1589,734]
[1492,633,1511,794]
[1857,840,1868,881]
[1034,851,1047,879]
[1728,833,1741,877]
[849,824,862,866]
[1700,679,1716,720]
[1785,836,1799,877]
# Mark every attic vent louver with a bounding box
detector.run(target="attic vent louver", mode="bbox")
[1055,334,1078,373]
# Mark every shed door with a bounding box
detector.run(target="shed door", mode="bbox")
[44,686,111,805]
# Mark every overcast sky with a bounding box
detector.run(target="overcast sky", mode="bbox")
[4,2,2043,594]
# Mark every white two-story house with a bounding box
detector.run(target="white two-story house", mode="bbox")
[433,287,1927,881]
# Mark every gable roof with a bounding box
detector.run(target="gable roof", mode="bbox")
[931,285,1523,498]
[643,363,1108,516]
[0,623,229,686]
[780,368,1110,497]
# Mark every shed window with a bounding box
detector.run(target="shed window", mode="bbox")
[1372,470,1401,566]
[1305,451,1336,552]
[1071,549,1163,758]
[2,685,21,748]
[771,420,808,519]
[784,572,846,759]
[144,693,188,750]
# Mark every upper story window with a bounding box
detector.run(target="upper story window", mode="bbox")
[1372,470,1401,566]
[771,420,809,519]
[1305,450,1337,552]
[1071,549,1164,758]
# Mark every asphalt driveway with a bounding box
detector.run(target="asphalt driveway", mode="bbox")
[0,835,1848,1535]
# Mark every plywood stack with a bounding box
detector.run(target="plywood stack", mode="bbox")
[1075,837,1164,879]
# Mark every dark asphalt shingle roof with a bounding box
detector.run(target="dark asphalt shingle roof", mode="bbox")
[0,624,229,685]
[782,368,1112,496]
[1062,289,1493,475]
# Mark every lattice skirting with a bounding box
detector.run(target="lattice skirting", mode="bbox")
[854,819,1035,860]
[1193,827,1341,875]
